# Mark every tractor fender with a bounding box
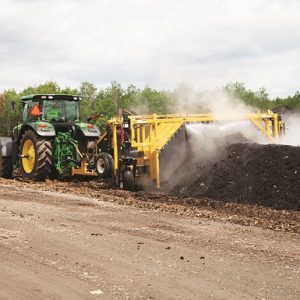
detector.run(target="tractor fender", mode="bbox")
[0,137,13,157]
[74,123,100,138]
[20,123,56,138]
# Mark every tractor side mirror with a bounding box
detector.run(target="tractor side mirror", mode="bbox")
[11,101,16,110]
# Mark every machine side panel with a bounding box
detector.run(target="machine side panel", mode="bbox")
[0,137,13,157]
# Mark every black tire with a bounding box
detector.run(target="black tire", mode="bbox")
[20,130,53,180]
[49,167,60,180]
[120,169,135,191]
[0,156,13,179]
[95,152,114,178]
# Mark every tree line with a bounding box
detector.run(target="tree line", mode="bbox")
[0,80,299,135]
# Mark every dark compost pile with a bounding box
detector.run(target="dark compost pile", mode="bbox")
[172,143,300,211]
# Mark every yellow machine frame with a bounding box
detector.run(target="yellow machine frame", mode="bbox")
[71,158,97,176]
[106,111,282,188]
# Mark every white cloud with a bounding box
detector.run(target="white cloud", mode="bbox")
[0,0,299,97]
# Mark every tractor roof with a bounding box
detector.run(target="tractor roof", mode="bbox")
[21,94,82,101]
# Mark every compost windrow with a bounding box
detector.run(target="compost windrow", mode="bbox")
[171,143,300,211]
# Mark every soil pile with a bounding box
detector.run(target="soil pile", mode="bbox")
[172,143,300,211]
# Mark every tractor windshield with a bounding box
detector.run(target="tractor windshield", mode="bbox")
[42,100,80,123]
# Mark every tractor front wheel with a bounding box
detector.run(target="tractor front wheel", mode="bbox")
[20,130,53,180]
[95,152,114,178]
[120,169,135,191]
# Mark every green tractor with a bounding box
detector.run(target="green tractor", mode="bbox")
[0,94,113,180]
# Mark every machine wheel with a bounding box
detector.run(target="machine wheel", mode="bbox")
[20,130,53,180]
[0,156,13,179]
[120,169,135,191]
[95,152,114,178]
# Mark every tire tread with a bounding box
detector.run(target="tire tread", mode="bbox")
[20,130,53,180]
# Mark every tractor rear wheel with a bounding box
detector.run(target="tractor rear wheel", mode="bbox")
[120,169,135,191]
[20,130,53,180]
[0,156,13,179]
[95,152,114,178]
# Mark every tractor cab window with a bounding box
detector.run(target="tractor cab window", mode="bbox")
[42,100,79,122]
[23,100,40,122]
[64,100,80,122]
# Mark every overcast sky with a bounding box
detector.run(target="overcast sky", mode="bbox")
[0,0,299,97]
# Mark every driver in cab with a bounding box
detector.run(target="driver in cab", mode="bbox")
[45,101,62,122]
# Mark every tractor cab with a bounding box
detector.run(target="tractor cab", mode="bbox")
[22,94,80,126]
[19,94,100,142]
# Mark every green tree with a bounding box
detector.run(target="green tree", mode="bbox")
[225,82,265,109]
[0,89,20,135]
[79,81,98,120]
[20,81,61,96]
[122,84,139,109]
[138,87,172,114]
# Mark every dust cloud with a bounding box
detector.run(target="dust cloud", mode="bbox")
[171,84,269,153]
[171,84,253,117]
[280,114,300,146]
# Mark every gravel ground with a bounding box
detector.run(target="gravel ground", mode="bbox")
[1,177,299,233]
[0,182,299,299]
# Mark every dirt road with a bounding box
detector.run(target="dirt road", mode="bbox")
[0,183,299,299]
